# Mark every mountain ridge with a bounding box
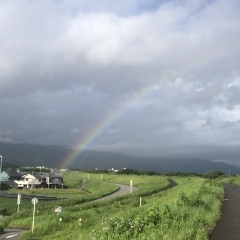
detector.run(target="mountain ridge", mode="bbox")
[0,142,239,174]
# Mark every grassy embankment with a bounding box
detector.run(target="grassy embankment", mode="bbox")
[221,175,240,185]
[0,175,119,234]
[0,173,223,239]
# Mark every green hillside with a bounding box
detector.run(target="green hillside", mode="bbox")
[0,172,223,239]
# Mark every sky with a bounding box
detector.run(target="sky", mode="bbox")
[1,0,240,163]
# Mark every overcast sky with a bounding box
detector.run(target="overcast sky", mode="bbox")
[1,0,240,162]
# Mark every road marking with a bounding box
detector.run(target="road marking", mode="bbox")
[6,234,18,239]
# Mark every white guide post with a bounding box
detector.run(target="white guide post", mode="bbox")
[17,194,21,213]
[31,198,38,233]
[130,180,132,193]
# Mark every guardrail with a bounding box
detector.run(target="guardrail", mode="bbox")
[0,192,66,201]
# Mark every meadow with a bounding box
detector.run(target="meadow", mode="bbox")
[221,175,240,185]
[0,172,224,239]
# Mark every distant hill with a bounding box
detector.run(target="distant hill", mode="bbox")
[0,142,240,174]
[69,150,240,174]
[1,162,19,170]
[0,142,67,167]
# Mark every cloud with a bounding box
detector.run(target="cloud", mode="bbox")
[70,128,80,133]
[0,0,240,162]
[107,128,121,134]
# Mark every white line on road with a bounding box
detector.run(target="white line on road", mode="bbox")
[6,234,18,239]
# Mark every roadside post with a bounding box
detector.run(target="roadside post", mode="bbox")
[46,177,50,189]
[130,180,132,193]
[31,197,38,233]
[17,194,21,212]
[140,197,142,207]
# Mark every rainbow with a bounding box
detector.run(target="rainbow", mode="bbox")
[59,50,236,169]
[59,84,155,168]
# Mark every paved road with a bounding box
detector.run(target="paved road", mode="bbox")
[95,182,137,201]
[0,228,27,240]
[210,183,240,240]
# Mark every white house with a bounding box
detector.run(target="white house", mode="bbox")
[14,173,41,189]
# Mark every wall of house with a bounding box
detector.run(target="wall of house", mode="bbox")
[0,171,9,181]
[51,178,62,184]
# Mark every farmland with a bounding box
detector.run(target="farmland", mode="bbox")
[0,172,224,239]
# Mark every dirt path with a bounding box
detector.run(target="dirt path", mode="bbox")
[210,183,240,240]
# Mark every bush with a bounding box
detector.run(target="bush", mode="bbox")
[0,208,8,216]
[0,183,10,190]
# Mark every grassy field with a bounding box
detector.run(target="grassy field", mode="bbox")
[7,179,119,198]
[0,172,224,239]
[221,175,240,185]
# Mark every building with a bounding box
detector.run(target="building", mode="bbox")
[2,169,64,189]
[6,169,23,181]
[14,173,41,189]
[0,171,9,181]
[35,173,63,188]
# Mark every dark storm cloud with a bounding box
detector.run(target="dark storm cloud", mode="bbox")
[0,0,240,163]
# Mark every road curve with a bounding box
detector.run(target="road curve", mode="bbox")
[95,182,138,202]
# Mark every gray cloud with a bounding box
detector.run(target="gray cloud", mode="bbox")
[0,0,240,163]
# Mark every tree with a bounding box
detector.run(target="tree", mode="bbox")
[203,170,225,179]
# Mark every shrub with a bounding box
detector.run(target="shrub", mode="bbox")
[0,208,8,216]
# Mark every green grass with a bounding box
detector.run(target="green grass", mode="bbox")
[7,180,119,198]
[0,172,224,240]
[62,172,165,186]
[221,175,240,185]
[92,179,223,240]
